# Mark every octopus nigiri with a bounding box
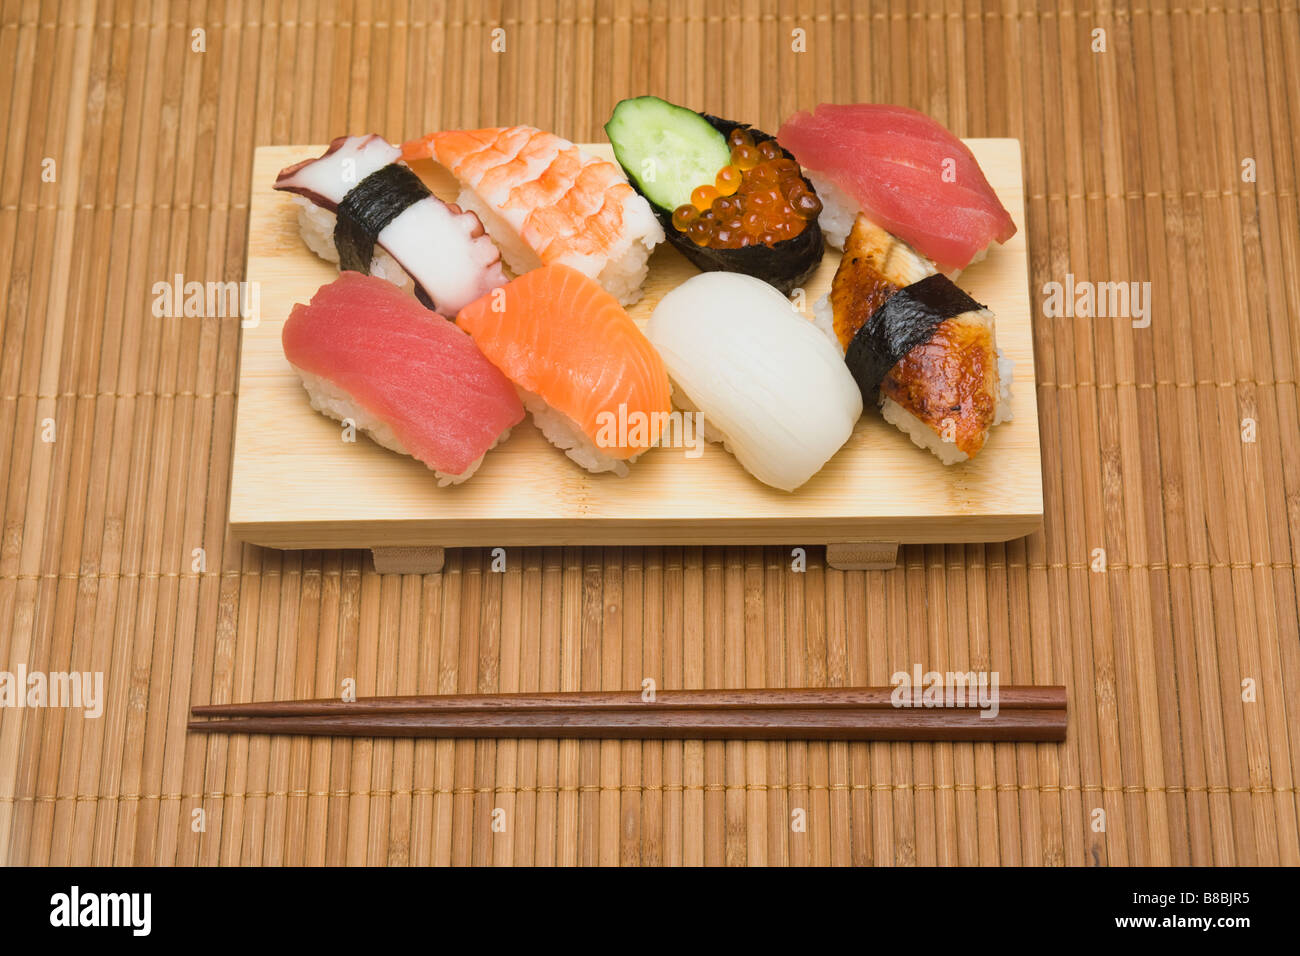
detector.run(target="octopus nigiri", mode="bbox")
[274,135,507,316]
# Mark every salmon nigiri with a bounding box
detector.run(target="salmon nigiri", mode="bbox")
[402,127,664,305]
[457,264,672,476]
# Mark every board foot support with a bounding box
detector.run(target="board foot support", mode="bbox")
[826,542,899,571]
[372,546,445,574]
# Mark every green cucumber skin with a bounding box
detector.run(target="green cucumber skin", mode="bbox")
[605,96,731,211]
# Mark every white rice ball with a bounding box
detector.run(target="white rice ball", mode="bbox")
[519,387,637,477]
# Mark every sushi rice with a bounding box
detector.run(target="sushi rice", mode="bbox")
[292,365,510,486]
[805,172,857,251]
[811,293,1014,465]
[518,388,643,478]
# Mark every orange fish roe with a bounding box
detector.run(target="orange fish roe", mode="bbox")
[730,144,760,171]
[715,165,743,196]
[726,127,752,150]
[671,203,699,232]
[671,132,824,251]
[690,183,719,211]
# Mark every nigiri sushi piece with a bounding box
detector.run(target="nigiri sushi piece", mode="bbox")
[456,264,672,476]
[647,272,861,492]
[402,127,664,306]
[275,135,507,316]
[605,96,824,295]
[282,272,524,485]
[777,104,1017,273]
[811,215,1012,464]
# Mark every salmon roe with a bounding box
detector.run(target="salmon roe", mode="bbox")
[670,127,823,250]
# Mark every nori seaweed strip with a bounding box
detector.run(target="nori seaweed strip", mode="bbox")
[844,274,985,402]
[333,164,430,274]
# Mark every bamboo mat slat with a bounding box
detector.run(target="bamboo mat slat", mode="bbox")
[1,0,1299,865]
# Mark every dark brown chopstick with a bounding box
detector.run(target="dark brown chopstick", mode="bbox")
[188,706,1065,741]
[189,686,1067,742]
[192,685,1066,718]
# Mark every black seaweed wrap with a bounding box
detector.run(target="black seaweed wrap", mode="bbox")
[844,274,985,401]
[333,164,430,273]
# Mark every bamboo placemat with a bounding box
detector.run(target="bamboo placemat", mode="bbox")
[1,0,1297,866]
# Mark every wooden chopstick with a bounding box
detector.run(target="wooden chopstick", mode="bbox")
[188,707,1065,741]
[188,686,1067,742]
[192,685,1066,718]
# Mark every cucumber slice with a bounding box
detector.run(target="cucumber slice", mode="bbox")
[605,96,732,212]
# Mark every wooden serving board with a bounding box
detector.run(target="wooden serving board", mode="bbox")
[231,142,1040,569]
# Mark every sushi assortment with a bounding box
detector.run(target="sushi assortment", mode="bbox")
[269,101,1020,489]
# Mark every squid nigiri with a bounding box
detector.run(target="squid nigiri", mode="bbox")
[647,272,862,492]
[402,126,664,306]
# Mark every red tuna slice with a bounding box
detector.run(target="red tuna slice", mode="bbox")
[784,105,1000,185]
[800,137,1011,269]
[778,104,1017,272]
[282,272,524,477]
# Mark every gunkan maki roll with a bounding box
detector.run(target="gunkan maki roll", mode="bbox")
[605,96,824,295]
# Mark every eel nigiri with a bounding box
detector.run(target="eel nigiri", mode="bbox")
[456,264,672,476]
[777,104,1016,273]
[401,126,664,306]
[812,215,1012,464]
[282,272,524,485]
[647,272,862,492]
[275,135,507,316]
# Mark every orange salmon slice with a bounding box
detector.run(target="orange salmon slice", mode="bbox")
[456,264,672,460]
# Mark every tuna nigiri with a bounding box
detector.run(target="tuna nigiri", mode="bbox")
[456,264,673,476]
[402,126,664,305]
[282,272,524,485]
[275,135,507,316]
[777,104,1017,274]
